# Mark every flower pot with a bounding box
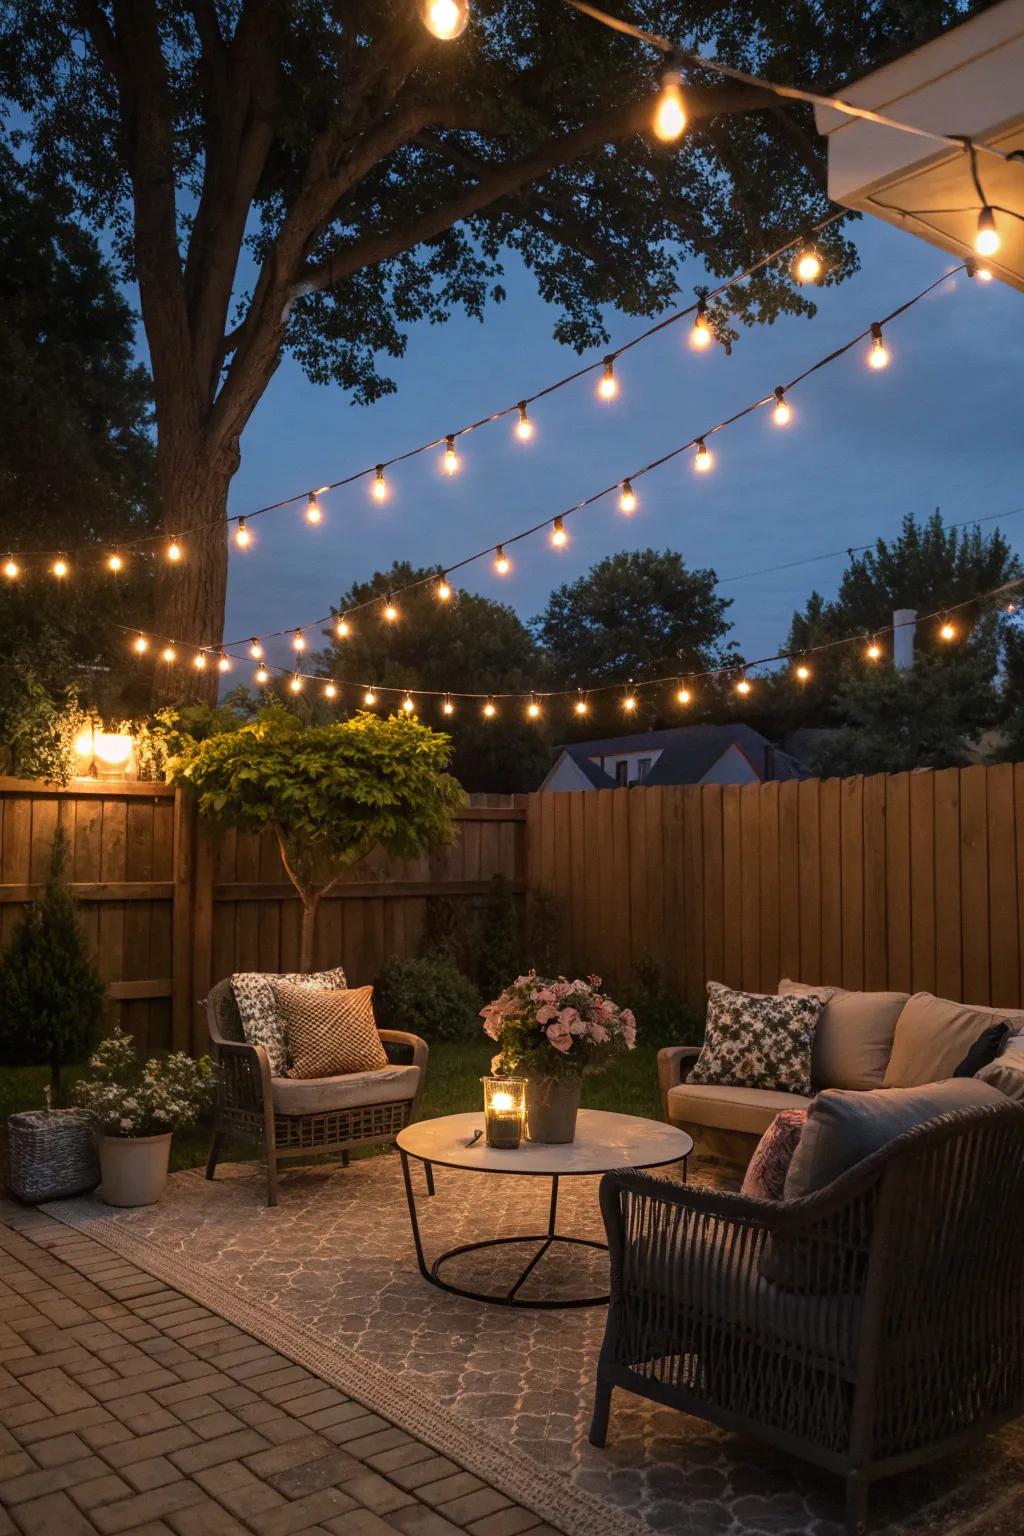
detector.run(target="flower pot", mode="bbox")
[98,1132,172,1207]
[526,1075,582,1144]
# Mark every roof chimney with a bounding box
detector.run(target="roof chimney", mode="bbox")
[893,609,916,669]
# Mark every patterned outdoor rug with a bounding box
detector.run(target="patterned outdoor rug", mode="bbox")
[47,1153,1024,1536]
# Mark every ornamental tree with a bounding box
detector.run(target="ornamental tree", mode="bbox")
[171,707,465,970]
[0,1,967,693]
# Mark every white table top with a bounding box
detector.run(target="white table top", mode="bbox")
[397,1109,692,1176]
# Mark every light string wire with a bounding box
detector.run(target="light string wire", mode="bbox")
[4,214,843,562]
[111,258,968,663]
[562,0,1024,169]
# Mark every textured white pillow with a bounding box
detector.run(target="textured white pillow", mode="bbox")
[690,982,821,1097]
[232,968,347,1076]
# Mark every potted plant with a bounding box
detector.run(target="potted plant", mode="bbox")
[74,1030,215,1206]
[480,972,637,1143]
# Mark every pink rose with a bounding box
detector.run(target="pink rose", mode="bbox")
[545,1019,573,1053]
[589,1021,609,1044]
[536,1005,558,1025]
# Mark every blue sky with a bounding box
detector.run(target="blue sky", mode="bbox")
[223,217,1024,673]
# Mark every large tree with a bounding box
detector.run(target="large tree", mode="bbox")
[1,1,974,698]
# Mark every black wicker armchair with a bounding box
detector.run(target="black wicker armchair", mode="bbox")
[590,1101,1024,1536]
[204,977,428,1207]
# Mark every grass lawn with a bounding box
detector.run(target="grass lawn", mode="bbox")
[1,1044,663,1177]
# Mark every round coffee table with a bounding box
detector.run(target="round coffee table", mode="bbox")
[396,1109,692,1309]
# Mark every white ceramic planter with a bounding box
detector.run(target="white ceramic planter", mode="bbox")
[98,1132,172,1207]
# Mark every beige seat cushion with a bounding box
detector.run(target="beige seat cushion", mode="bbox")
[667,1082,812,1137]
[271,1065,420,1117]
[784,1078,1005,1200]
[884,993,1024,1088]
[273,982,388,1079]
[779,979,909,1090]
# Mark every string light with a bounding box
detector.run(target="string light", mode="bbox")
[402,693,415,714]
[133,634,148,655]
[795,662,811,682]
[735,676,752,696]
[794,243,822,283]
[289,673,303,693]
[574,693,589,716]
[194,652,207,671]
[866,637,882,661]
[217,653,231,673]
[653,67,686,142]
[436,576,453,601]
[690,302,713,350]
[939,618,957,641]
[551,517,568,547]
[444,435,459,476]
[772,386,792,426]
[494,546,510,574]
[52,558,69,578]
[3,558,18,579]
[161,644,176,664]
[442,695,455,715]
[483,698,497,718]
[336,616,350,638]
[249,638,263,659]
[975,206,1000,258]
[292,629,305,652]
[675,684,691,705]
[324,681,337,700]
[305,492,322,524]
[619,480,637,514]
[255,664,269,685]
[515,402,533,441]
[107,552,124,573]
[372,465,388,502]
[527,695,541,719]
[166,539,182,562]
[363,688,377,706]
[868,322,889,369]
[235,518,251,548]
[622,692,638,713]
[694,438,713,473]
[383,596,399,622]
[597,357,618,400]
[420,0,468,40]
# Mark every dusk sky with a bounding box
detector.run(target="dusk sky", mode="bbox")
[223,217,1024,676]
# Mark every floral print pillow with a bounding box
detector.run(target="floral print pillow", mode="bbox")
[690,982,821,1096]
[231,968,347,1076]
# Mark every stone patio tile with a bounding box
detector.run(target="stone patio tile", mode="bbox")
[464,1510,541,1536]
[416,1474,487,1509]
[322,1513,405,1536]
[387,1457,462,1493]
[267,1448,362,1498]
[164,1497,251,1535]
[343,1427,415,1460]
[320,1413,390,1446]
[435,1489,514,1528]
[29,1433,94,1469]
[248,1489,358,1536]
[89,1481,208,1534]
[387,1508,466,1536]
[6,1489,95,1536]
[336,1470,416,1515]
[103,1425,197,1468]
[121,1455,185,1493]
[67,1474,133,1512]
[169,1427,271,1474]
[0,1456,107,1507]
[243,1436,334,1478]
[14,1406,112,1445]
[366,1443,438,1476]
[16,1370,94,1416]
[299,1401,370,1432]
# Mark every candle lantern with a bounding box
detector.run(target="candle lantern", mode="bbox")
[481,1076,526,1150]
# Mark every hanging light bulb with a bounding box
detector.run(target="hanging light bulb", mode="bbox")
[515,402,533,441]
[383,596,399,622]
[690,302,713,351]
[675,684,691,706]
[442,695,455,716]
[795,662,811,682]
[694,438,713,473]
[443,435,459,475]
[324,681,337,700]
[363,688,377,706]
[161,644,176,664]
[772,386,792,426]
[107,552,124,573]
[619,480,637,514]
[336,615,350,639]
[574,693,589,717]
[551,517,568,548]
[494,546,510,575]
[975,206,1000,258]
[3,557,18,579]
[420,0,469,40]
[166,538,182,562]
[794,243,823,283]
[305,492,322,524]
[133,634,148,655]
[597,357,618,401]
[52,557,69,578]
[291,629,305,652]
[372,465,388,502]
[255,664,269,685]
[653,67,686,143]
[939,618,957,642]
[527,695,541,720]
[235,518,251,548]
[974,264,993,282]
[289,673,303,693]
[868,322,889,369]
[436,575,452,602]
[217,653,231,673]
[866,637,882,661]
[735,676,752,696]
[402,693,415,714]
[194,652,208,671]
[483,698,496,718]
[622,692,638,714]
[249,638,263,660]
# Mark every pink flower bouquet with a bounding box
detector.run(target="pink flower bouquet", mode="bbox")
[481,971,637,1078]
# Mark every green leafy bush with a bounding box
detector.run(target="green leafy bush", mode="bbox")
[374,956,481,1043]
[420,876,524,998]
[619,959,703,1049]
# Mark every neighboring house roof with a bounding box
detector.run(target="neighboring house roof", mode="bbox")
[541,724,808,791]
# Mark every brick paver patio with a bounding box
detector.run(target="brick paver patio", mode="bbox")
[0,1202,566,1536]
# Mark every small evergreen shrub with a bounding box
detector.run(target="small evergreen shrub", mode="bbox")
[374,956,481,1043]
[0,826,105,1090]
[619,958,703,1049]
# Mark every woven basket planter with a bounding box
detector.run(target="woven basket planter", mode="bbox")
[6,1108,100,1203]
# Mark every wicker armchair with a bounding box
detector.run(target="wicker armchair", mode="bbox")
[590,1101,1024,1536]
[204,977,428,1207]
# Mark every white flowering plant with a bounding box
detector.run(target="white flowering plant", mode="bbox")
[73,1029,216,1138]
[481,972,637,1080]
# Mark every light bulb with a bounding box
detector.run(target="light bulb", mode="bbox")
[795,663,811,682]
[527,699,541,719]
[619,480,637,514]
[483,699,496,718]
[305,492,322,524]
[217,653,231,673]
[292,629,305,652]
[107,553,124,572]
[794,246,822,283]
[324,682,337,700]
[161,644,176,664]
[194,652,207,670]
[235,518,251,548]
[676,686,691,706]
[653,69,686,143]
[133,634,148,654]
[289,674,303,693]
[364,689,377,706]
[383,598,398,622]
[442,697,455,716]
[940,620,956,642]
[436,577,452,602]
[372,465,388,502]
[167,539,182,561]
[249,638,263,659]
[574,696,588,716]
[515,402,533,441]
[866,639,881,661]
[551,517,567,547]
[3,558,18,579]
[336,616,350,638]
[421,0,468,40]
[52,558,69,578]
[622,694,637,713]
[975,207,999,258]
[597,357,618,400]
[690,309,712,350]
[255,665,268,685]
[444,435,459,475]
[402,694,415,714]
[868,324,889,369]
[975,265,993,282]
[494,546,510,575]
[694,439,713,473]
[736,677,752,696]
[772,387,791,426]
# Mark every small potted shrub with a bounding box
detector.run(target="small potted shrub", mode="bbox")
[74,1030,215,1206]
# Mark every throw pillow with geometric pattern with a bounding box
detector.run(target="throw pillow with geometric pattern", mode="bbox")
[689,981,821,1096]
[274,982,389,1079]
[232,967,347,1076]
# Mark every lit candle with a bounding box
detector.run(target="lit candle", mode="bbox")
[482,1076,526,1149]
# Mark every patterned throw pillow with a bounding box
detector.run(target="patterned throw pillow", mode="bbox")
[274,983,389,1080]
[741,1109,809,1202]
[689,982,821,1096]
[232,968,347,1076]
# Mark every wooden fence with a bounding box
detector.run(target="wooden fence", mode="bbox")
[3,764,1024,1059]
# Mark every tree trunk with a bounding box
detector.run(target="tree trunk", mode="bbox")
[299,892,320,974]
